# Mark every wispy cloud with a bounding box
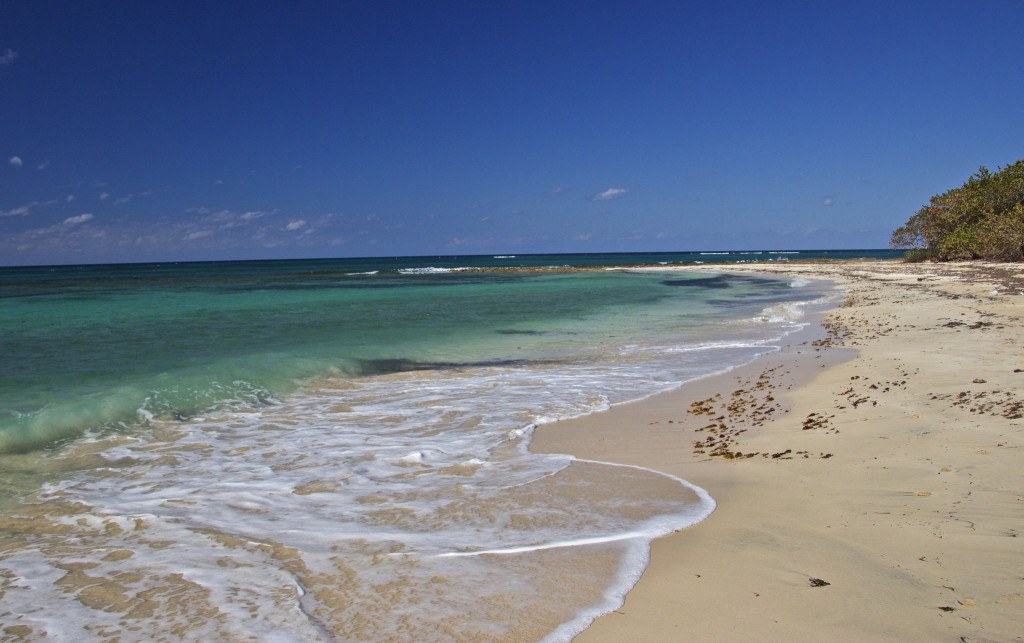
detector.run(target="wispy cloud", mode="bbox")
[114,194,133,205]
[37,161,50,170]
[178,208,279,241]
[0,49,16,66]
[8,156,23,168]
[64,213,94,225]
[207,209,272,229]
[0,205,29,217]
[0,200,58,217]
[822,195,835,206]
[99,192,110,200]
[592,187,627,201]
[3,204,352,263]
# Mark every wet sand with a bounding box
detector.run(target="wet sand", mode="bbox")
[532,260,1024,642]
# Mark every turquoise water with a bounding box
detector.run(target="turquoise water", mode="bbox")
[0,252,847,640]
[0,252,868,454]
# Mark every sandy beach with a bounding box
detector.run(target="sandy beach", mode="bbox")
[532,260,1024,642]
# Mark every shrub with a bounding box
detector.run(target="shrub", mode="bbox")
[891,160,1024,261]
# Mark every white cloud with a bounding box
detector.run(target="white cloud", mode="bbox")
[822,196,835,206]
[114,194,133,205]
[99,192,110,200]
[37,161,50,170]
[2,203,361,262]
[592,188,627,201]
[0,49,16,66]
[214,179,224,185]
[8,156,23,168]
[66,194,76,202]
[0,205,29,217]
[1,200,58,217]
[64,213,94,225]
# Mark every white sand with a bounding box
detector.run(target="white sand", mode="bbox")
[532,260,1024,642]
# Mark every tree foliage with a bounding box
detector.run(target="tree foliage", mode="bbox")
[891,160,1024,262]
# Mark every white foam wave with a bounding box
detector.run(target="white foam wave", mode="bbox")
[634,339,775,354]
[398,266,473,274]
[0,275,840,641]
[436,458,714,558]
[757,302,807,323]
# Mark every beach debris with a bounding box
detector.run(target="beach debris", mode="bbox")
[802,412,839,434]
[808,578,830,587]
[688,366,827,461]
[939,606,955,612]
[932,389,1024,419]
[814,316,848,348]
[802,412,828,430]
[942,320,995,330]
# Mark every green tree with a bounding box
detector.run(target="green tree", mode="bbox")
[891,160,1024,261]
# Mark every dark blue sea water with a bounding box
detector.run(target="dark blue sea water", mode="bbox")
[0,251,877,640]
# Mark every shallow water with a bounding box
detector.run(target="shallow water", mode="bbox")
[0,255,839,640]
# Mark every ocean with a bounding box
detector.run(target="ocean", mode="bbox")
[0,251,888,640]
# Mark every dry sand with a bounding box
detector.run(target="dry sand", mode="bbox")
[531,260,1024,642]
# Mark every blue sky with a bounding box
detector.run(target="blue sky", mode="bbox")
[2,1,1022,265]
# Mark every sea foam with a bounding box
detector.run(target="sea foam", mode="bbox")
[0,268,836,641]
[757,302,808,323]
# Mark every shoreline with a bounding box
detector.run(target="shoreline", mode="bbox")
[531,260,1024,641]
